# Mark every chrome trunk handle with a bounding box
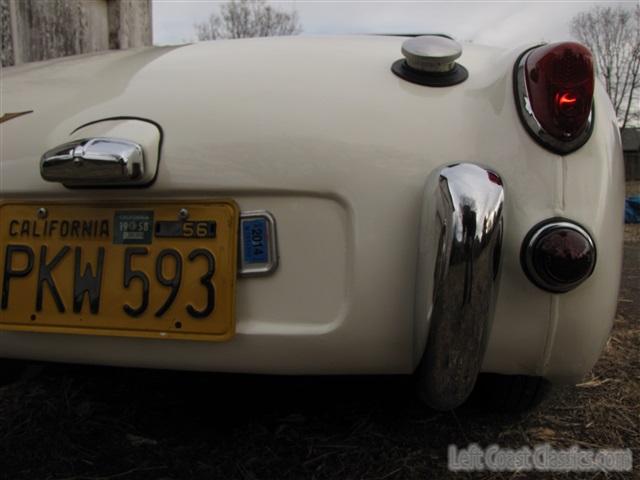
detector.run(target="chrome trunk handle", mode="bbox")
[41,137,144,186]
[414,163,505,410]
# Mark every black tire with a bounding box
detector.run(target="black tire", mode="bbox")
[467,373,551,413]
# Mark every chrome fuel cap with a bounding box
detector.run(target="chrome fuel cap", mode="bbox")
[391,35,468,87]
[401,36,462,73]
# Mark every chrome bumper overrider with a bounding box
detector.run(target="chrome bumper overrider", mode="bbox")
[414,163,504,410]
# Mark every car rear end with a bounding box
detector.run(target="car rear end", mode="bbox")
[0,36,624,410]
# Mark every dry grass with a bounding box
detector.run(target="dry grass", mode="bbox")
[626,180,640,197]
[625,224,640,243]
[0,217,638,480]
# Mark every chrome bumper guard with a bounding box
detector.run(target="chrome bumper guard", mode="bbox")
[414,163,504,410]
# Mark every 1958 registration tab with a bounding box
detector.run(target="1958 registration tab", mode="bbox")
[0,200,239,341]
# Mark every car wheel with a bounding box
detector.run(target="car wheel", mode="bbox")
[467,373,551,413]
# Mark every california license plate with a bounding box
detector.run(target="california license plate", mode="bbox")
[0,200,239,341]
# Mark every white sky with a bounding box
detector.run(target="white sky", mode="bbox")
[152,1,635,47]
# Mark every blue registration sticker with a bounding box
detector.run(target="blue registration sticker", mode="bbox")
[242,218,268,264]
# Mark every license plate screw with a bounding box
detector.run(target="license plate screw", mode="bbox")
[37,207,48,219]
[178,208,189,220]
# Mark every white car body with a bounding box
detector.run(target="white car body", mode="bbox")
[0,36,625,402]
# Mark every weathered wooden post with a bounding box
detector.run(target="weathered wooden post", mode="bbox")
[1,0,152,67]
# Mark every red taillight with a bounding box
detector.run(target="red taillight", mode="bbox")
[525,42,594,139]
[514,42,595,153]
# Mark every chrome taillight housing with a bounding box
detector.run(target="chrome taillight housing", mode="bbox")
[514,42,595,154]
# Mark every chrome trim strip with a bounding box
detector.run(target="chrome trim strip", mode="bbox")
[514,48,594,155]
[238,210,279,277]
[414,163,505,410]
[0,110,33,124]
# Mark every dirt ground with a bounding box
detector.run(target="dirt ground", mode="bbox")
[626,181,640,242]
[0,233,638,479]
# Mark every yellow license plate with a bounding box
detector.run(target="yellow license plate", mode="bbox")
[0,200,239,341]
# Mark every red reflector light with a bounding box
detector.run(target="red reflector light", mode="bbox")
[514,42,595,154]
[521,220,596,293]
